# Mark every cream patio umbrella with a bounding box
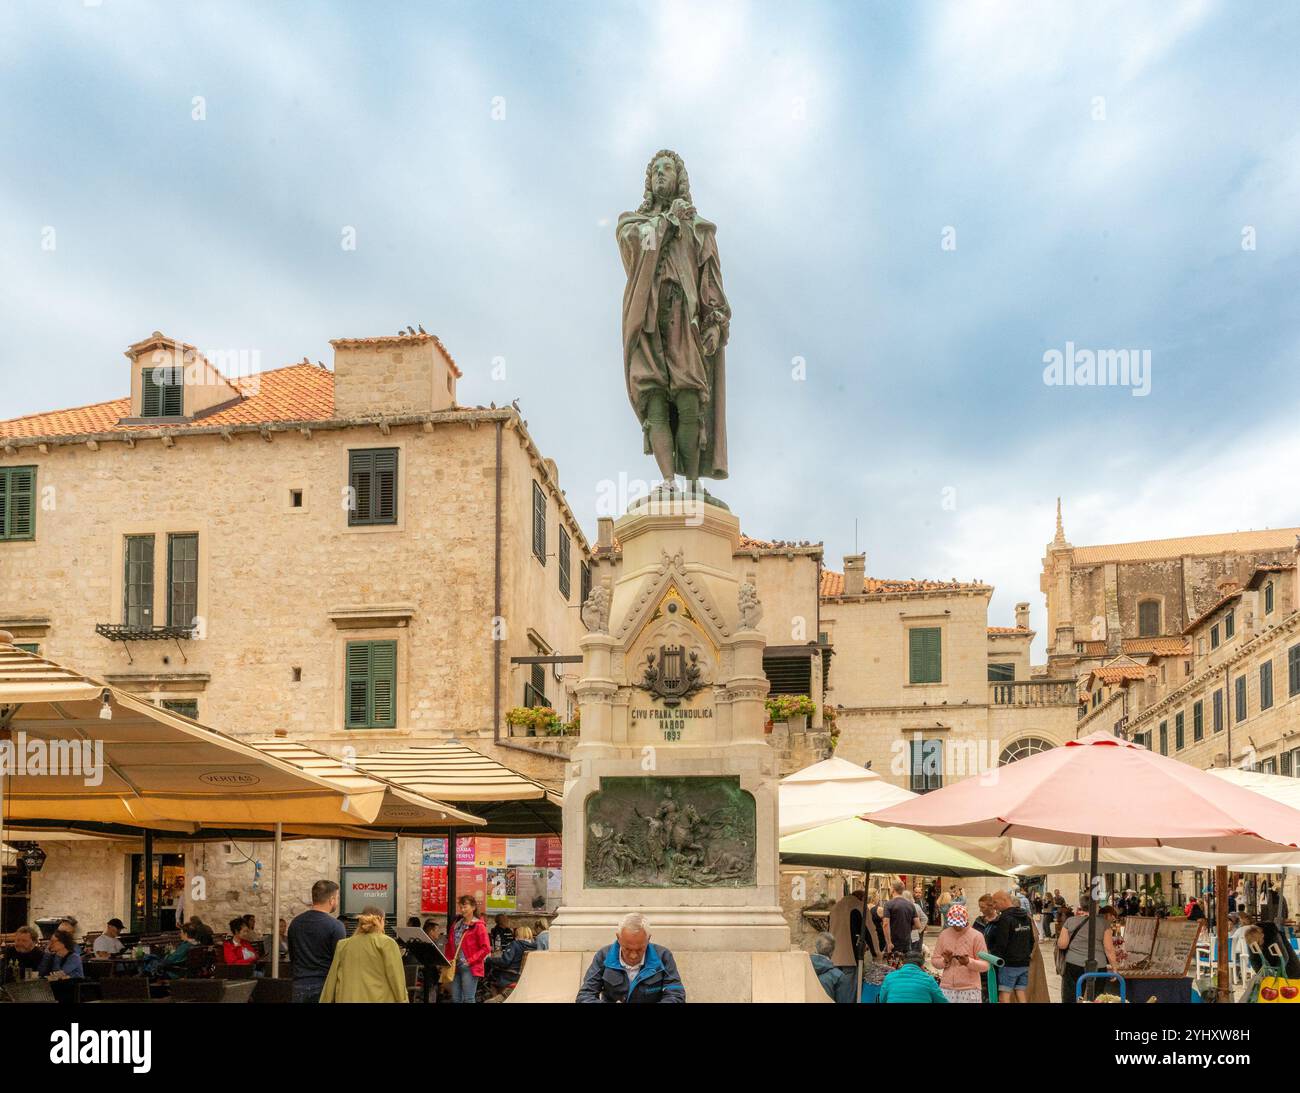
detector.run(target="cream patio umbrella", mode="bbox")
[0,640,484,973]
[779,756,918,836]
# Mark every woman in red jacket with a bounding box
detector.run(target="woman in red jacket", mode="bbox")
[445,895,491,1003]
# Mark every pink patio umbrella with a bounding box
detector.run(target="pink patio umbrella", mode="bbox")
[869,731,1300,992]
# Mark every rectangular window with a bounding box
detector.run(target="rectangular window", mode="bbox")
[0,466,37,541]
[167,533,198,629]
[1260,661,1274,710]
[141,365,183,417]
[1290,644,1300,697]
[1134,731,1151,751]
[909,736,944,793]
[161,699,198,719]
[1210,624,1220,649]
[987,663,1015,682]
[1158,721,1168,756]
[1282,749,1294,778]
[580,560,592,607]
[1224,610,1235,639]
[1174,711,1185,751]
[123,535,155,628]
[348,448,398,526]
[1193,699,1204,742]
[558,527,571,601]
[345,640,398,728]
[1138,601,1160,637]
[531,480,546,564]
[1212,689,1223,733]
[908,627,942,684]
[1235,675,1247,722]
[525,661,547,709]
[1265,582,1275,614]
[1261,757,1278,775]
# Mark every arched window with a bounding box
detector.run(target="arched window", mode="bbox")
[998,737,1055,766]
[1137,600,1161,637]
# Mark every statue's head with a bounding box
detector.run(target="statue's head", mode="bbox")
[639,149,692,212]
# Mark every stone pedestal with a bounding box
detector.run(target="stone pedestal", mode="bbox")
[546,494,791,958]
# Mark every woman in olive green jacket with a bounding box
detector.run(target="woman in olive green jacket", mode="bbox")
[320,907,408,1003]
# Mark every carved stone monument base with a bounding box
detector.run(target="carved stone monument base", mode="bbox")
[543,497,792,967]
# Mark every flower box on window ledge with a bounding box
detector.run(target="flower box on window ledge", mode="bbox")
[504,705,579,738]
[765,694,816,735]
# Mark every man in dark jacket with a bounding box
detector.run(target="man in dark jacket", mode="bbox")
[987,890,1035,1003]
[576,913,686,1003]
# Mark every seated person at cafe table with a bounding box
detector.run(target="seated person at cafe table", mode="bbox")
[2,925,46,981]
[150,922,202,980]
[484,925,536,994]
[38,929,84,981]
[93,918,127,957]
[223,917,260,965]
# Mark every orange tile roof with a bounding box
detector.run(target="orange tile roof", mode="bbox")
[987,626,1032,636]
[1090,665,1150,685]
[1121,637,1191,657]
[1071,528,1300,564]
[821,569,987,598]
[1077,640,1107,656]
[0,363,336,441]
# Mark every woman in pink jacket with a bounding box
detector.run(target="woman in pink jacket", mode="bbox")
[930,904,989,1003]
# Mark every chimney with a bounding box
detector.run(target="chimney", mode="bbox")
[1015,602,1031,630]
[843,554,866,596]
[597,517,614,551]
[330,332,460,418]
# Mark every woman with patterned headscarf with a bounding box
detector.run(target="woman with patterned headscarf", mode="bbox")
[930,904,989,1003]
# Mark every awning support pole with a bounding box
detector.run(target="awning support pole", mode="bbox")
[143,828,154,934]
[1084,835,1099,978]
[271,821,282,978]
[1215,864,1230,1003]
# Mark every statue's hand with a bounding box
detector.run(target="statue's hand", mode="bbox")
[701,325,720,356]
[669,197,692,223]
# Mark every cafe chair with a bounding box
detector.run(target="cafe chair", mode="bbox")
[1,980,58,1003]
[251,978,293,1003]
[97,977,151,1002]
[215,961,255,979]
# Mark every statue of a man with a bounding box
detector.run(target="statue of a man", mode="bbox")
[618,149,730,487]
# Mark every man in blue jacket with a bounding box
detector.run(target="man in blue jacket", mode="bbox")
[576,913,686,1003]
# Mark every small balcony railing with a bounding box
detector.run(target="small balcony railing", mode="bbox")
[990,679,1076,707]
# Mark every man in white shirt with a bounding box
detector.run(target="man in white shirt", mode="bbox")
[93,918,125,956]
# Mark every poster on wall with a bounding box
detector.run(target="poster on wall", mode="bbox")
[547,867,563,899]
[506,838,536,866]
[514,867,551,914]
[456,866,488,913]
[420,839,448,914]
[536,837,563,869]
[477,838,506,868]
[456,838,477,866]
[485,867,517,912]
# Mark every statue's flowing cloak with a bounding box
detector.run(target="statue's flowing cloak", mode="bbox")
[617,207,729,480]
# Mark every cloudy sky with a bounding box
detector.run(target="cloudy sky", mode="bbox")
[2,0,1298,656]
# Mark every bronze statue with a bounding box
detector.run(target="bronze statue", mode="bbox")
[618,149,730,487]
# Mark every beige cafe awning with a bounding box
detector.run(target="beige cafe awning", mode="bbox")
[0,642,459,828]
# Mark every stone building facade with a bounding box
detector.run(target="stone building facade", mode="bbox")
[1040,501,1300,682]
[0,329,591,930]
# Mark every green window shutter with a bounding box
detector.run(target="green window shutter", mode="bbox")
[369,640,397,727]
[1289,645,1300,697]
[348,449,398,526]
[1193,700,1204,741]
[1158,721,1168,755]
[1235,676,1247,721]
[142,366,183,417]
[558,528,571,600]
[1265,582,1275,614]
[909,628,941,684]
[532,481,546,564]
[0,467,36,541]
[167,533,198,629]
[1212,689,1223,732]
[142,368,162,416]
[124,535,155,628]
[1175,711,1184,751]
[346,642,372,727]
[1261,661,1274,710]
[367,839,398,869]
[162,699,198,719]
[345,640,397,728]
[1225,611,1235,638]
[580,561,592,606]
